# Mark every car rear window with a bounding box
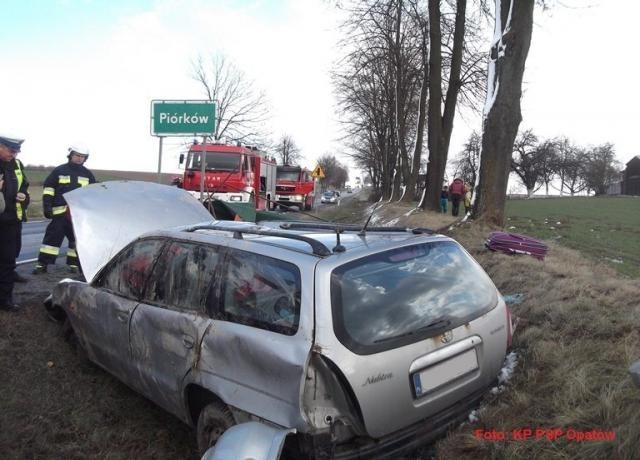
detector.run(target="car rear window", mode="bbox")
[218,249,301,336]
[330,241,498,354]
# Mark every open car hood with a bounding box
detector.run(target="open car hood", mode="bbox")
[64,181,214,283]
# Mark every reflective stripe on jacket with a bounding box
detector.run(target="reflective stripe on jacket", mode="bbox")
[42,162,96,214]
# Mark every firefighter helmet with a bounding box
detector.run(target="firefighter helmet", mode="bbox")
[68,143,90,159]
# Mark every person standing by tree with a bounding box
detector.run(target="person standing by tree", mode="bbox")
[0,134,25,311]
[449,177,465,216]
[440,185,449,214]
[464,184,472,215]
[32,145,96,274]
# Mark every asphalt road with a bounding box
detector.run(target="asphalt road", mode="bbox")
[18,220,69,265]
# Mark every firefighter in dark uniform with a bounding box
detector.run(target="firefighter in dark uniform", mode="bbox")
[32,145,96,274]
[0,134,26,311]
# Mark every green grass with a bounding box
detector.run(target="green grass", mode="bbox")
[24,168,148,185]
[505,196,640,277]
[23,167,174,219]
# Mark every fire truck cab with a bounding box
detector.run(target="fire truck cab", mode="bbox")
[180,143,276,211]
[275,165,315,211]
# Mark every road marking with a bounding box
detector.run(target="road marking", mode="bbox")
[17,258,37,266]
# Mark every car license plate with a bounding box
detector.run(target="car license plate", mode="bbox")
[412,348,478,398]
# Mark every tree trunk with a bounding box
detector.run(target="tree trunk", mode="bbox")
[422,0,467,211]
[441,0,467,155]
[402,65,429,203]
[473,0,534,226]
[422,0,444,211]
[402,19,429,204]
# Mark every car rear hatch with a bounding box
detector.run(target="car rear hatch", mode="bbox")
[313,239,509,439]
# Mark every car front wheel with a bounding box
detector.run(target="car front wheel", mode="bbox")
[197,401,235,454]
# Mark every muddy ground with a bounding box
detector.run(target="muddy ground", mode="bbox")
[0,264,198,459]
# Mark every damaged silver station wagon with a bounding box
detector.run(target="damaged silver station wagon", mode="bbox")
[46,182,513,459]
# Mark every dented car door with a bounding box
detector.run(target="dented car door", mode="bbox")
[194,246,315,430]
[128,241,222,418]
[84,238,167,380]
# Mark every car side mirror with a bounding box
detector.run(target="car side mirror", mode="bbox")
[179,153,185,165]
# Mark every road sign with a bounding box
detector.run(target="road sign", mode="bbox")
[311,165,325,179]
[151,100,216,136]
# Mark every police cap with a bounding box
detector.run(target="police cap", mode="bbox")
[0,134,25,152]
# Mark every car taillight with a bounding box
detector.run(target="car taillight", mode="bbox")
[506,306,513,349]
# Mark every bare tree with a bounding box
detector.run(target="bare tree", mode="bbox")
[192,55,269,145]
[318,154,350,190]
[452,130,481,187]
[421,0,467,211]
[582,143,620,195]
[274,135,302,165]
[335,0,486,205]
[536,139,557,195]
[551,139,588,196]
[510,129,543,197]
[473,0,535,225]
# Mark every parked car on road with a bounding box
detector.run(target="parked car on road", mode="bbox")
[46,181,513,459]
[321,190,339,204]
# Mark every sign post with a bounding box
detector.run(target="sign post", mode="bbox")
[150,100,216,184]
[311,165,325,179]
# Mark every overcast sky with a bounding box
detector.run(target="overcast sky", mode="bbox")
[1,0,637,179]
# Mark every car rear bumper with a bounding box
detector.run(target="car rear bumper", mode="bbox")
[305,383,491,459]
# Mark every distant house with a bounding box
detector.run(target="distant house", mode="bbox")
[621,156,640,196]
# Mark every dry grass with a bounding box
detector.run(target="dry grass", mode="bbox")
[436,223,640,459]
[327,201,640,459]
[4,195,638,459]
[0,267,198,459]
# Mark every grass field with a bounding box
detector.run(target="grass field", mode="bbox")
[505,196,640,278]
[23,167,178,220]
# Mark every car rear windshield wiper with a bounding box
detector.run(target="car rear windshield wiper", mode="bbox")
[374,317,453,344]
[415,317,452,333]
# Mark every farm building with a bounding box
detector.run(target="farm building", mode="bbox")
[622,156,640,196]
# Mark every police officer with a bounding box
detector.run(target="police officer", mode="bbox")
[0,134,25,311]
[11,148,30,283]
[33,145,96,274]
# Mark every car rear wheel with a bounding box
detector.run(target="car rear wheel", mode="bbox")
[197,401,235,454]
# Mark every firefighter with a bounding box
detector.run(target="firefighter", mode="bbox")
[0,134,25,311]
[32,145,96,274]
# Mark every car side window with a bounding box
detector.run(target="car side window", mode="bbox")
[145,241,221,313]
[219,250,301,335]
[94,239,165,300]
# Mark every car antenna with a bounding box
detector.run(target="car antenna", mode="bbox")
[358,197,383,237]
[333,225,346,253]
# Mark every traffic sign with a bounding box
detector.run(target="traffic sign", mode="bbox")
[311,165,325,178]
[151,100,216,136]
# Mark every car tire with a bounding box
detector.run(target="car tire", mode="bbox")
[62,318,90,366]
[197,401,235,454]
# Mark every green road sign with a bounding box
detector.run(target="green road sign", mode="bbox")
[151,100,216,136]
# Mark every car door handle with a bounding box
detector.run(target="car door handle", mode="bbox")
[182,336,195,349]
[114,309,129,323]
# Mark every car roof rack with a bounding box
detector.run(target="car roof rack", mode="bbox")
[279,222,435,235]
[184,224,332,257]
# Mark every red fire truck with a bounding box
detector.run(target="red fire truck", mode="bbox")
[179,143,277,211]
[275,165,315,211]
